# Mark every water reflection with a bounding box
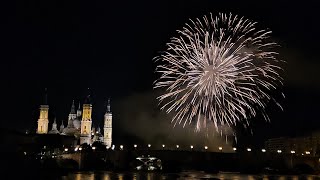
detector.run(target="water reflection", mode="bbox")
[62,171,320,180]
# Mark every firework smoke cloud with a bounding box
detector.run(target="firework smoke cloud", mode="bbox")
[154,13,284,133]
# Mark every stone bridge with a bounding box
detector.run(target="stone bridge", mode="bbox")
[59,150,320,172]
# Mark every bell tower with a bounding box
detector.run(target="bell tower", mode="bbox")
[104,98,112,148]
[80,90,93,145]
[37,88,49,134]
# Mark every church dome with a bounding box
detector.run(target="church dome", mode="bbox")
[62,127,78,135]
[48,129,60,134]
[73,119,81,129]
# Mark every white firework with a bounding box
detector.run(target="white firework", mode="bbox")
[154,13,284,132]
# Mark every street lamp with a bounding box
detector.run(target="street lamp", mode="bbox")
[204,146,208,150]
[92,146,96,150]
[134,144,137,149]
[262,149,266,153]
[162,144,165,149]
[148,144,151,148]
[247,148,251,152]
[79,147,82,151]
[305,151,311,155]
[120,145,123,150]
[233,147,237,151]
[277,150,282,153]
[219,147,223,152]
[190,145,194,150]
[176,145,179,149]
[291,150,295,154]
[64,148,68,152]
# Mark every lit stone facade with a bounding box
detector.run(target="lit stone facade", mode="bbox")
[37,104,49,134]
[80,104,93,145]
[104,99,112,147]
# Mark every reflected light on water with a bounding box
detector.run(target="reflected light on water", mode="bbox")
[63,171,320,180]
[74,173,94,180]
[117,173,124,180]
[292,176,299,180]
[147,173,153,180]
[103,174,111,180]
[218,174,225,180]
[262,175,269,180]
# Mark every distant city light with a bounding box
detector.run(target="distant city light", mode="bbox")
[176,145,179,149]
[148,144,151,148]
[92,146,96,150]
[277,150,282,153]
[64,148,68,152]
[305,151,311,155]
[24,152,27,155]
[120,145,123,150]
[219,147,223,151]
[262,149,266,152]
[162,144,165,148]
[291,150,295,154]
[134,144,137,148]
[233,147,237,151]
[247,148,251,152]
[190,145,194,149]
[204,146,208,150]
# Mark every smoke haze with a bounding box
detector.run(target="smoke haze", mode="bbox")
[113,91,234,152]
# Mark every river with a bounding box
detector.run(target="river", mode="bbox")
[58,171,320,180]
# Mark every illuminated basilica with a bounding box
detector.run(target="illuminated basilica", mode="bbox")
[36,95,112,147]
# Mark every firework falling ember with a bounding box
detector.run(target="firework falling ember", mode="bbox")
[154,13,284,132]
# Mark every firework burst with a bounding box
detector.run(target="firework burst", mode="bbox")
[154,13,284,132]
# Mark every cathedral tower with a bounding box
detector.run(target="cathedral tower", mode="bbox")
[37,88,49,134]
[104,98,112,148]
[80,94,92,144]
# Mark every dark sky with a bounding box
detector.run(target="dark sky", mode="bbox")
[2,0,320,147]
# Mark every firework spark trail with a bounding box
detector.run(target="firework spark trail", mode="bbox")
[154,13,284,133]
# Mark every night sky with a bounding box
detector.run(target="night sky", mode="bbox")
[3,0,320,147]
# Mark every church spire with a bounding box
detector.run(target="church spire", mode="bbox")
[70,100,76,114]
[52,118,57,130]
[60,120,65,132]
[44,88,48,105]
[107,98,111,113]
[77,102,82,117]
[84,88,92,104]
[68,100,77,120]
